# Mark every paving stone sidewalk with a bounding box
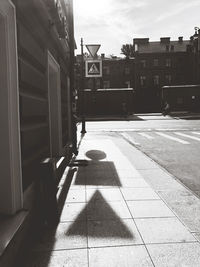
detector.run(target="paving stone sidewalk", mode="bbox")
[24,132,200,267]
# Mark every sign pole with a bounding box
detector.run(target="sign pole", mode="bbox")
[92,78,96,113]
[80,38,86,134]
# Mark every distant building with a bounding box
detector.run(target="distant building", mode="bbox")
[190,28,200,84]
[94,54,134,90]
[75,54,134,90]
[133,37,194,112]
[75,54,135,115]
[162,85,200,112]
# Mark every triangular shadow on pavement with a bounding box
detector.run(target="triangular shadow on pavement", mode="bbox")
[74,150,122,187]
[66,190,133,239]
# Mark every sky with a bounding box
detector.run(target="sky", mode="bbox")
[73,0,200,57]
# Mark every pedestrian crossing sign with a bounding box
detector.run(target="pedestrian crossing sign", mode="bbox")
[85,60,102,77]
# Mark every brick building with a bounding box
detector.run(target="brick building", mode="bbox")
[92,55,134,90]
[75,54,135,115]
[191,28,200,84]
[75,54,134,90]
[133,37,194,112]
[160,29,200,113]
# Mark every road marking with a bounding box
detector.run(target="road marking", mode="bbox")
[192,131,200,135]
[138,133,154,140]
[84,128,200,132]
[175,132,200,142]
[120,133,140,145]
[156,132,190,144]
[91,128,154,132]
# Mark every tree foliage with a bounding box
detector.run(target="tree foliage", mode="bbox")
[121,44,134,58]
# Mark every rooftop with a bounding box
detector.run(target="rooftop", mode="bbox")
[133,37,191,53]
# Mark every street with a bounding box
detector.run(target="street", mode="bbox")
[79,113,200,198]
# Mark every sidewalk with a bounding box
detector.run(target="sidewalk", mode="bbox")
[23,132,200,267]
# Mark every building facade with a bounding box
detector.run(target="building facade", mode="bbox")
[75,54,135,115]
[0,0,75,265]
[133,37,194,112]
[191,28,200,84]
[75,54,135,90]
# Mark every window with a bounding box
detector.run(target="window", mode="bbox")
[165,74,172,84]
[125,67,130,75]
[125,81,131,88]
[177,97,183,104]
[96,78,101,89]
[166,58,171,67]
[153,59,159,67]
[0,0,23,214]
[103,80,110,89]
[87,79,93,89]
[170,45,174,52]
[166,45,169,52]
[103,66,110,75]
[153,75,159,85]
[140,59,146,68]
[47,52,63,157]
[140,75,146,87]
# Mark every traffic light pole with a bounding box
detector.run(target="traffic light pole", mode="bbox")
[80,38,86,134]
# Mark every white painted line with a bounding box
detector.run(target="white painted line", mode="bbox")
[87,128,200,132]
[121,133,140,145]
[175,132,200,142]
[101,129,139,132]
[156,132,190,144]
[155,128,185,131]
[139,133,154,140]
[92,129,153,132]
[192,131,200,135]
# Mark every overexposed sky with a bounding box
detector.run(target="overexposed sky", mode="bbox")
[73,0,200,56]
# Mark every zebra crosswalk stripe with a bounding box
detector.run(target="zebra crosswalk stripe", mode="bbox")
[192,132,200,135]
[139,133,154,140]
[155,132,189,144]
[121,133,140,145]
[175,132,200,142]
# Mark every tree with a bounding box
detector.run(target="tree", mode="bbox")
[121,44,134,59]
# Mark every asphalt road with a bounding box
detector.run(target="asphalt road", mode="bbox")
[80,113,200,198]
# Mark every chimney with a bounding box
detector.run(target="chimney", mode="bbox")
[178,36,183,42]
[133,38,149,45]
[101,53,105,59]
[160,37,170,43]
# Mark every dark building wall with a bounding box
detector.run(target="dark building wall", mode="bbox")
[83,89,134,116]
[75,55,135,115]
[162,85,200,111]
[75,56,135,90]
[0,0,75,264]
[191,29,200,84]
[133,37,194,112]
[12,0,75,190]
[101,58,134,89]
